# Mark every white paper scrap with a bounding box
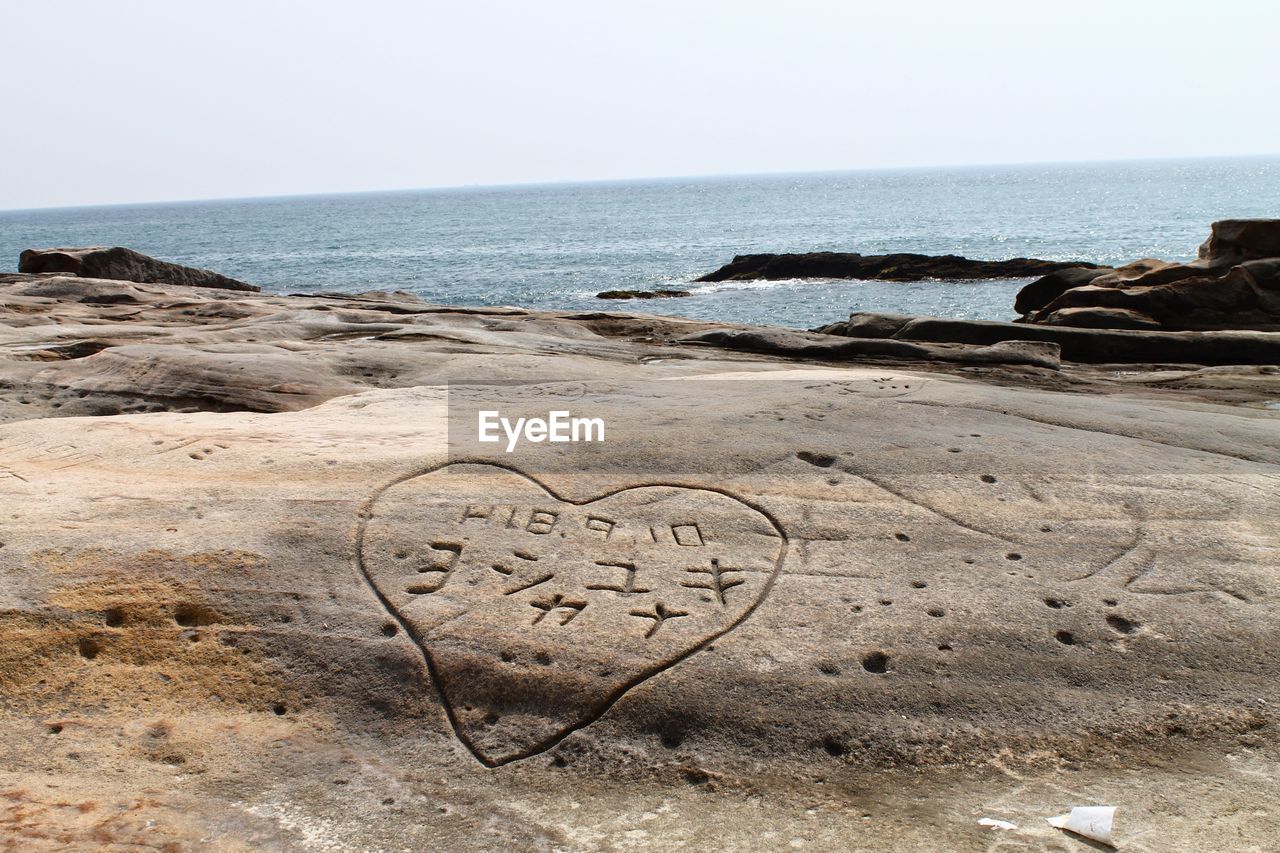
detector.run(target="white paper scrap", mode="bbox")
[978,817,1018,830]
[1046,805,1116,845]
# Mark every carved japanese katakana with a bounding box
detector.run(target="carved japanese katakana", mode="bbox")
[356,461,788,766]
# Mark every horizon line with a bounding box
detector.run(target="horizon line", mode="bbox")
[4,151,1278,215]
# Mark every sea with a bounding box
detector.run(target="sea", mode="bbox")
[2,156,1277,329]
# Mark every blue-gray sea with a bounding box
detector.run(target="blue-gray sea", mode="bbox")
[2,157,1277,329]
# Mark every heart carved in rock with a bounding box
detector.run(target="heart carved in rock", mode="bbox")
[356,462,788,766]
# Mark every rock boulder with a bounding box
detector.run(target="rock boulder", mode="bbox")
[1198,218,1280,266]
[19,246,260,292]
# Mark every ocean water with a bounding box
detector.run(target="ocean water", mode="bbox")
[2,157,1277,329]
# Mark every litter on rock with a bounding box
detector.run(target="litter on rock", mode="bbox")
[1046,805,1116,845]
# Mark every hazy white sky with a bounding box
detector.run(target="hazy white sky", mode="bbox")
[4,0,1278,209]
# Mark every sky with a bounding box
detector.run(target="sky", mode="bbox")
[3,0,1279,210]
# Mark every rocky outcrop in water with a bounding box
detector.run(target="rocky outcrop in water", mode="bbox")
[596,288,691,299]
[19,246,260,292]
[1016,220,1280,331]
[695,252,1099,283]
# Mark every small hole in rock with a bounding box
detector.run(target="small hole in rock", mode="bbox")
[174,604,215,627]
[1103,598,1118,607]
[797,451,837,468]
[500,650,515,662]
[77,638,101,660]
[381,622,398,637]
[48,723,63,735]
[818,662,840,676]
[937,643,953,652]
[104,608,126,628]
[534,651,552,666]
[484,711,500,725]
[910,580,927,589]
[1005,553,1022,561]
[660,728,684,749]
[1106,614,1138,635]
[821,736,846,757]
[1055,630,1075,646]
[879,599,892,606]
[272,703,287,716]
[862,651,889,673]
[980,474,997,484]
[895,533,910,542]
[551,756,567,768]
[927,608,945,618]
[1044,597,1069,609]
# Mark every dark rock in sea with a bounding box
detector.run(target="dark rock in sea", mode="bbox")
[695,252,1100,283]
[596,289,691,299]
[815,311,1280,365]
[19,246,260,292]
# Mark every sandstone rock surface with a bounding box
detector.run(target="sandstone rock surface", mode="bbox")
[1,275,1278,849]
[19,246,260,292]
[1198,218,1280,265]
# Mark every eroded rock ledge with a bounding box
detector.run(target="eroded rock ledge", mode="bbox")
[814,312,1280,366]
[1015,219,1280,331]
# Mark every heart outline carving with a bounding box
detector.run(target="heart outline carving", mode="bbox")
[354,460,789,767]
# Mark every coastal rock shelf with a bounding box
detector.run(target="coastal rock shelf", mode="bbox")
[0,271,1278,848]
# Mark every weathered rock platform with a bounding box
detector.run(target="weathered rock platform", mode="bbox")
[1,274,1277,849]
